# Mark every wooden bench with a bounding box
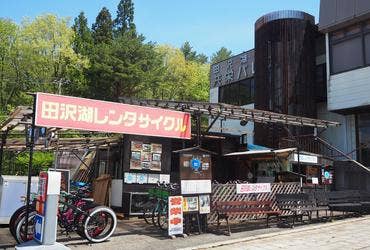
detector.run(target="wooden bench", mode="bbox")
[328,190,362,214]
[276,193,328,227]
[214,200,281,235]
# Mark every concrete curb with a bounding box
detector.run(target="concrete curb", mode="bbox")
[178,216,370,250]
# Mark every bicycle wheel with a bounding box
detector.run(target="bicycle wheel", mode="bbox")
[157,201,168,231]
[151,205,159,226]
[15,210,36,244]
[143,206,153,225]
[9,205,27,238]
[75,202,99,239]
[82,206,117,243]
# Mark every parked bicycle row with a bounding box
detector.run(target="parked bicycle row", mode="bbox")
[9,181,117,244]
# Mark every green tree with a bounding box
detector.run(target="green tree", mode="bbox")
[87,34,162,101]
[0,18,19,112]
[196,53,208,64]
[153,45,209,101]
[20,14,89,94]
[92,7,114,44]
[211,47,232,64]
[72,12,93,55]
[181,41,197,61]
[114,0,136,35]
[180,41,208,63]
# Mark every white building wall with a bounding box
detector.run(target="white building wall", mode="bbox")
[327,66,370,111]
[209,87,218,103]
[317,102,357,159]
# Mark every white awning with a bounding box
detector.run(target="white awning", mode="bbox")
[224,147,297,157]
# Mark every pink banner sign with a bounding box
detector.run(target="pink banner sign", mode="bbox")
[34,93,191,139]
[236,183,271,194]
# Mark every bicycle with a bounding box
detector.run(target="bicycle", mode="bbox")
[140,182,179,231]
[156,183,179,231]
[11,191,117,244]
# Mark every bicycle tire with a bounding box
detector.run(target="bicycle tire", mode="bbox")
[9,205,27,238]
[82,206,117,243]
[14,210,36,244]
[151,205,159,226]
[143,207,152,225]
[157,200,168,231]
[75,203,99,239]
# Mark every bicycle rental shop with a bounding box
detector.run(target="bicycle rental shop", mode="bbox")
[0,92,341,237]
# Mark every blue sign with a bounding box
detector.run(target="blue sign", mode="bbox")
[191,159,201,171]
[324,171,330,179]
[34,214,44,242]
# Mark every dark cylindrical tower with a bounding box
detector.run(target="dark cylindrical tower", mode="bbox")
[254,10,317,148]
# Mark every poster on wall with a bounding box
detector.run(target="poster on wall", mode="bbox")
[199,195,210,214]
[152,144,162,153]
[124,172,137,184]
[136,173,148,184]
[131,141,142,151]
[130,141,162,171]
[182,196,199,212]
[148,174,160,184]
[130,160,141,170]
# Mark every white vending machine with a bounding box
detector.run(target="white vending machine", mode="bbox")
[0,175,39,224]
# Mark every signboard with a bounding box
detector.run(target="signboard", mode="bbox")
[34,214,44,243]
[35,92,191,139]
[180,152,212,180]
[181,180,212,194]
[210,50,254,88]
[199,195,211,214]
[168,196,183,236]
[182,196,199,212]
[312,177,319,185]
[236,183,271,194]
[321,169,333,185]
[49,169,70,193]
[293,153,318,164]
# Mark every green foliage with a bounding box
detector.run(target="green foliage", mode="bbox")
[0,4,213,119]
[0,15,89,113]
[72,12,93,55]
[211,47,233,64]
[87,34,162,101]
[180,41,208,63]
[2,151,54,176]
[92,7,114,44]
[114,0,136,35]
[151,45,209,101]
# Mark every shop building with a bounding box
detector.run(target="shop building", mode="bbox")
[209,3,370,180]
[318,0,370,190]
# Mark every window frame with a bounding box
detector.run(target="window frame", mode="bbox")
[329,20,370,75]
[218,77,255,106]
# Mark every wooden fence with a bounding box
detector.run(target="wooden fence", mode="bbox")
[208,182,301,224]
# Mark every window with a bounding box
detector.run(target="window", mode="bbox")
[330,20,370,74]
[315,64,327,102]
[365,34,370,65]
[218,77,254,106]
[357,113,370,166]
[331,37,363,73]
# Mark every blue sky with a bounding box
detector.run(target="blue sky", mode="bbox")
[0,0,320,58]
